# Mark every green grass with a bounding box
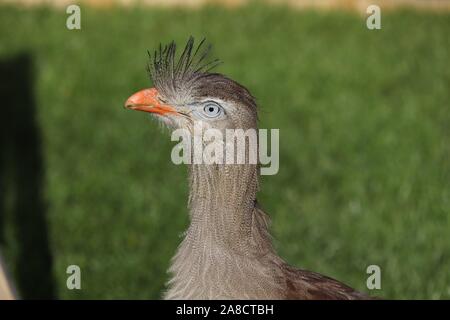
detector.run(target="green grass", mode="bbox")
[0,4,449,299]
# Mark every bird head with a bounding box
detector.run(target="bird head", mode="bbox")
[125,38,258,134]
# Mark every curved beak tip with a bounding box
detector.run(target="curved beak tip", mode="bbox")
[124,100,134,110]
[124,88,177,115]
[124,88,154,111]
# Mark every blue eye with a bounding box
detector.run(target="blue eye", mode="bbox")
[202,102,222,118]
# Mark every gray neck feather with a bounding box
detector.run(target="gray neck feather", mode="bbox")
[164,163,284,299]
[188,164,260,249]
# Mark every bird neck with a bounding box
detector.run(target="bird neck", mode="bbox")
[185,163,270,252]
[164,163,279,299]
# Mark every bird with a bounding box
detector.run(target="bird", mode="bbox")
[124,37,371,300]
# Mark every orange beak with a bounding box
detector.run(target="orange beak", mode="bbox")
[124,88,177,115]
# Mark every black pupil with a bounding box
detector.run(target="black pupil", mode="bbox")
[208,107,215,112]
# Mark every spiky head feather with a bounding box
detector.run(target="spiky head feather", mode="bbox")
[148,37,220,102]
[148,37,257,114]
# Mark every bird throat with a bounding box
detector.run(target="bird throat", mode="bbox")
[187,163,260,248]
[164,162,279,299]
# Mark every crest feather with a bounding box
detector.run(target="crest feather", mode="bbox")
[147,37,221,100]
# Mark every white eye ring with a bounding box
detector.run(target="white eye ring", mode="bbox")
[202,102,223,118]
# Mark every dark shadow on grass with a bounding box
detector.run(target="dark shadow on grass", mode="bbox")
[0,53,56,299]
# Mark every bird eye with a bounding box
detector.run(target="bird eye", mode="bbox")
[202,102,222,118]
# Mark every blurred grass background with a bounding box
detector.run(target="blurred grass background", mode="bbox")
[0,4,449,299]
